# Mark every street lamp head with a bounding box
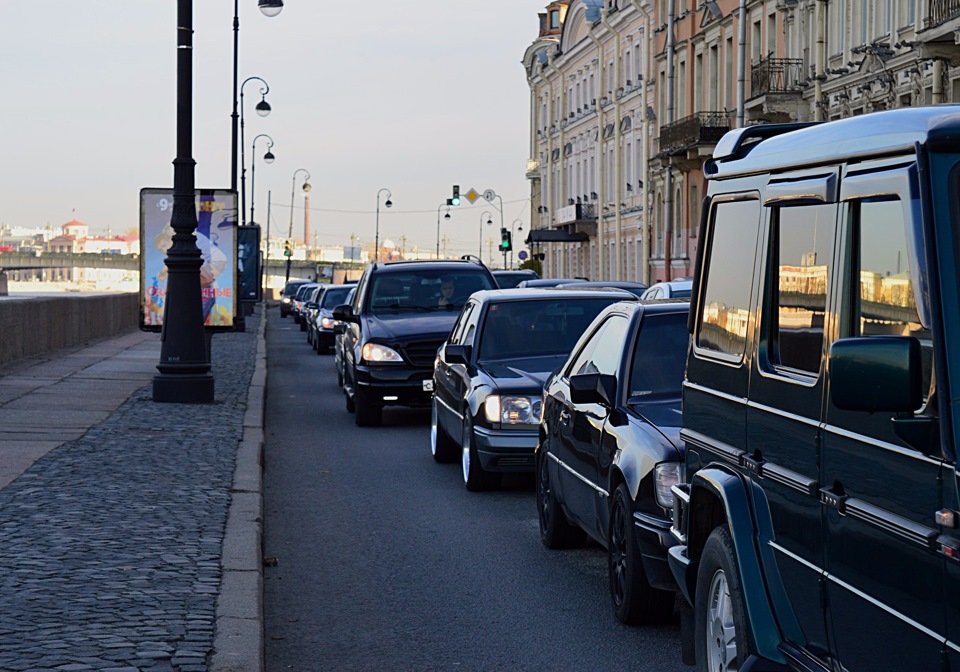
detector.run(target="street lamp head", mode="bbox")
[385,199,393,208]
[486,218,493,226]
[258,0,283,17]
[264,150,275,164]
[302,181,312,193]
[255,98,271,117]
[444,212,451,220]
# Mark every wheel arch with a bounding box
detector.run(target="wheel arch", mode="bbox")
[686,466,785,665]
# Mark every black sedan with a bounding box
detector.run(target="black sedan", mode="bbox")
[431,288,636,491]
[536,299,689,625]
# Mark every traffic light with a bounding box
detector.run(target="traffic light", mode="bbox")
[534,252,546,261]
[450,185,461,206]
[500,228,512,252]
[283,240,292,257]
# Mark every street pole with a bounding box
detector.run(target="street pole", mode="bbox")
[376,188,392,262]
[153,0,214,403]
[287,169,311,282]
[250,134,273,225]
[239,76,270,227]
[264,190,271,298]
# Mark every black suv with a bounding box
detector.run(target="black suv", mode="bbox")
[333,259,497,426]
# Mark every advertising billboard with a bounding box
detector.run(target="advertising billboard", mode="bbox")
[237,225,262,302]
[140,188,238,332]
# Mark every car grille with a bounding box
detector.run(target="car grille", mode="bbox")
[403,340,444,367]
[496,456,535,468]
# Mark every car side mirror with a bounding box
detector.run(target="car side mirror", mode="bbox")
[332,304,358,323]
[830,336,922,412]
[569,373,617,408]
[445,344,472,366]
[306,302,318,310]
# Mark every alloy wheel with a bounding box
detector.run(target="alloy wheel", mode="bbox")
[705,568,738,672]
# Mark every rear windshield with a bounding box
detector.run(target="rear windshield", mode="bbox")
[295,285,315,300]
[672,288,692,298]
[627,312,689,400]
[322,286,353,308]
[283,282,307,297]
[368,270,494,313]
[494,273,537,289]
[478,298,618,360]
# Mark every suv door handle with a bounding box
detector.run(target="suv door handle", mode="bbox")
[820,485,848,513]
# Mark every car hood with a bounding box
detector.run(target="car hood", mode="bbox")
[479,355,568,393]
[628,397,683,449]
[364,312,459,342]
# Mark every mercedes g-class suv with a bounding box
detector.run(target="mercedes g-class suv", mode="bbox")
[670,108,960,671]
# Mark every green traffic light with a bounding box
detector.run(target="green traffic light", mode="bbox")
[451,197,461,206]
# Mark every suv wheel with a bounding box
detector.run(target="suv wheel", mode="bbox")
[461,419,500,491]
[609,483,674,625]
[354,386,383,427]
[537,451,584,549]
[431,397,458,463]
[695,526,753,672]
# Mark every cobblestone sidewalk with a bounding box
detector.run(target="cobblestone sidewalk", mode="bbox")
[0,315,260,672]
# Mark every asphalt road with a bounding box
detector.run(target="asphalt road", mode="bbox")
[262,309,686,671]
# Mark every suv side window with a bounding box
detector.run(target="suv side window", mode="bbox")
[696,199,760,360]
[568,316,629,376]
[770,204,836,375]
[448,302,476,346]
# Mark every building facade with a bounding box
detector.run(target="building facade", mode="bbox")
[524,0,960,282]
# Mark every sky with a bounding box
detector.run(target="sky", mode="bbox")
[2,0,547,259]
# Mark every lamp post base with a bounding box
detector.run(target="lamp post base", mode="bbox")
[152,373,215,403]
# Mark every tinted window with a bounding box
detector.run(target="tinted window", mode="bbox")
[494,272,537,289]
[321,286,353,308]
[572,316,629,376]
[772,204,835,374]
[697,199,760,358]
[628,313,689,399]
[478,299,619,360]
[295,285,315,300]
[849,199,932,400]
[671,288,692,298]
[368,270,494,313]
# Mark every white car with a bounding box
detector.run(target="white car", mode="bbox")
[640,279,692,300]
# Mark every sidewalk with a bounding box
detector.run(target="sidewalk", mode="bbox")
[0,307,267,672]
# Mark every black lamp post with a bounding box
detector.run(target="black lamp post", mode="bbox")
[375,188,392,262]
[153,0,214,403]
[436,203,450,259]
[230,0,281,193]
[512,219,524,269]
[239,76,271,227]
[250,133,274,225]
[480,211,493,260]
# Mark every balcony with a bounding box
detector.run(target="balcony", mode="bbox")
[658,111,733,164]
[750,57,805,96]
[927,0,960,28]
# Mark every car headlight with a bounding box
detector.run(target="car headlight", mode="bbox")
[484,395,542,424]
[654,463,682,509]
[361,343,403,363]
[282,297,291,304]
[321,317,334,329]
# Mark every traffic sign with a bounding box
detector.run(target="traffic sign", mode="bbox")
[465,188,481,204]
[482,189,497,202]
[518,250,528,261]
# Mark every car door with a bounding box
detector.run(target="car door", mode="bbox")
[556,314,630,540]
[821,164,944,671]
[745,175,838,661]
[436,302,477,440]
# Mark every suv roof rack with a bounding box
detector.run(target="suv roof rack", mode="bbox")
[460,254,486,266]
[707,122,821,173]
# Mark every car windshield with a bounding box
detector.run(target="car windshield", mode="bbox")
[321,286,353,308]
[671,288,692,298]
[369,270,494,313]
[627,312,689,400]
[283,282,307,297]
[478,298,617,360]
[494,273,536,289]
[295,285,315,300]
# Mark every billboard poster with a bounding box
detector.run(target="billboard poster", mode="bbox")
[237,225,262,301]
[140,188,237,332]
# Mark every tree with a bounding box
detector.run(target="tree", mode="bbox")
[519,258,542,277]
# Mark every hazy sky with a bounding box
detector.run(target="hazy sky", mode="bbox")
[2,1,546,258]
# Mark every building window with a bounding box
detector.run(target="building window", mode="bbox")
[550,10,559,28]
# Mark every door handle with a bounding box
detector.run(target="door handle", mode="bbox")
[819,485,848,513]
[559,409,571,424]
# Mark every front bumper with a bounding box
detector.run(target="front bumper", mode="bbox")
[633,510,680,591]
[355,364,434,408]
[473,425,538,472]
[315,329,335,349]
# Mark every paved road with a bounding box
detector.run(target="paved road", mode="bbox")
[262,310,686,671]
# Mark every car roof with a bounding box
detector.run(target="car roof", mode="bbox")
[467,287,638,303]
[556,280,648,289]
[606,298,691,317]
[370,259,490,274]
[493,270,537,276]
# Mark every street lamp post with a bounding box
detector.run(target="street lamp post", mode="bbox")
[512,218,524,269]
[480,211,493,261]
[239,76,271,226]
[376,188,392,262]
[436,203,450,259]
[153,0,214,403]
[230,1,281,193]
[285,168,311,284]
[249,134,274,225]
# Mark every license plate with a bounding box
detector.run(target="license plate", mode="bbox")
[422,379,434,392]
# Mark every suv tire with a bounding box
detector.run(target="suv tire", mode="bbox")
[431,397,458,463]
[354,386,383,427]
[537,451,584,548]
[695,526,753,672]
[609,483,675,625]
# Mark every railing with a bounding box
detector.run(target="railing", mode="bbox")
[659,111,733,155]
[927,0,960,28]
[750,57,805,96]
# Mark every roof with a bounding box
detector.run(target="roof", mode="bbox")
[708,106,960,179]
[467,287,637,303]
[371,259,490,273]
[62,219,87,228]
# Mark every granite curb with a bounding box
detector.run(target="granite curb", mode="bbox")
[210,311,266,672]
